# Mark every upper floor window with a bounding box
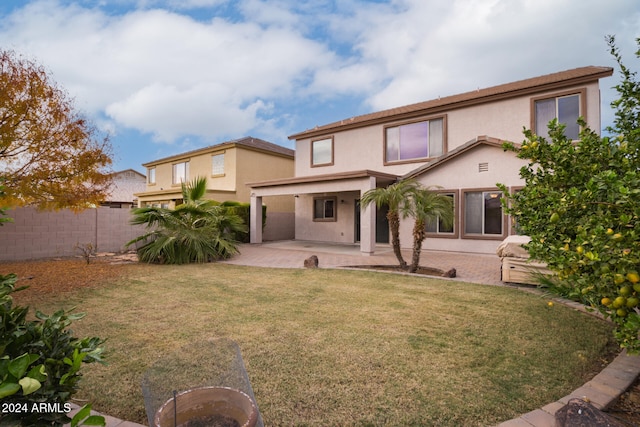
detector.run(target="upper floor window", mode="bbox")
[385,117,444,163]
[212,153,225,175]
[534,92,582,141]
[147,167,156,185]
[311,137,334,167]
[172,161,189,185]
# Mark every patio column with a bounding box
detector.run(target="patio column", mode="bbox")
[360,177,376,255]
[250,194,263,244]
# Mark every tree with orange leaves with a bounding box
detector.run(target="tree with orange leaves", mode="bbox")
[0,49,113,210]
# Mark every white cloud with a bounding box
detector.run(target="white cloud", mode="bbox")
[343,0,640,120]
[1,0,638,152]
[0,0,336,143]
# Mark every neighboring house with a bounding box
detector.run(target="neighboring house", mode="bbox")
[102,169,146,208]
[248,66,614,255]
[136,136,295,241]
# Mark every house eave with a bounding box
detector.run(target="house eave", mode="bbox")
[248,170,399,189]
[289,66,614,141]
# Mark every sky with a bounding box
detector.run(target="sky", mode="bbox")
[1,0,639,173]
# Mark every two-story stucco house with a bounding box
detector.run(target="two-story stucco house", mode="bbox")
[248,66,614,255]
[137,136,295,241]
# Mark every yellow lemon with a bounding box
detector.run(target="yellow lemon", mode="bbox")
[619,286,632,297]
[613,296,627,309]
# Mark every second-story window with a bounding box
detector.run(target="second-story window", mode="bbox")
[147,167,156,184]
[212,153,225,175]
[311,137,333,167]
[534,92,581,141]
[172,161,189,185]
[385,117,444,163]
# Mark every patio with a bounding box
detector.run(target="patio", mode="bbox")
[223,240,504,286]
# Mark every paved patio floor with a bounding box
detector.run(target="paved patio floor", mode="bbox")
[223,240,504,286]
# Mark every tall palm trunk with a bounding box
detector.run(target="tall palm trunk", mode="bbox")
[387,210,406,268]
[409,219,426,273]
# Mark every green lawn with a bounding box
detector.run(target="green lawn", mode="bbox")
[16,263,615,426]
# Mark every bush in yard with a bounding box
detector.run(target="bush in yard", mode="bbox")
[128,176,246,264]
[499,35,640,352]
[0,273,105,426]
[219,201,266,243]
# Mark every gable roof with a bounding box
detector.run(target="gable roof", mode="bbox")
[401,135,510,180]
[142,136,294,167]
[289,66,614,141]
[110,169,146,179]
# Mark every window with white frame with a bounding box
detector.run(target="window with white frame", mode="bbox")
[212,153,225,175]
[463,190,504,237]
[172,161,189,185]
[534,93,581,140]
[311,137,333,166]
[385,117,444,163]
[313,197,336,221]
[425,192,456,235]
[147,167,156,184]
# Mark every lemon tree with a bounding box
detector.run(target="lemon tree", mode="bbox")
[500,36,640,352]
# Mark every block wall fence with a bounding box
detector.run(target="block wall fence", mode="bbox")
[0,207,295,262]
[0,207,146,262]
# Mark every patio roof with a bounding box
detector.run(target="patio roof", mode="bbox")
[247,169,399,189]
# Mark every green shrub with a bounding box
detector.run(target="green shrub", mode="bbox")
[499,36,640,352]
[0,273,105,426]
[220,201,267,243]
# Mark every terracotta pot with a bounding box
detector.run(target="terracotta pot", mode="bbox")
[154,386,258,427]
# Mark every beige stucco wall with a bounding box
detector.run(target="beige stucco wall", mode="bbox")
[295,81,602,179]
[235,149,294,212]
[398,145,527,254]
[295,192,360,243]
[138,145,294,212]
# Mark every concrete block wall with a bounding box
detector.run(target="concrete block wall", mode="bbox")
[263,212,295,241]
[0,207,146,261]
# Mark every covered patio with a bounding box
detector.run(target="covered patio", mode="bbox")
[248,170,398,255]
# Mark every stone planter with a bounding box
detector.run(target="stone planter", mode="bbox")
[154,386,258,427]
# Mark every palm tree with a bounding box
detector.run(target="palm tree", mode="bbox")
[127,176,246,264]
[360,179,420,268]
[402,187,454,273]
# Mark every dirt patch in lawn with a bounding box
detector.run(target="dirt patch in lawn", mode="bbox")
[0,253,138,301]
[345,264,457,278]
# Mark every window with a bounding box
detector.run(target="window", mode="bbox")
[534,93,581,140]
[212,153,225,175]
[313,197,336,221]
[425,192,456,236]
[463,190,504,237]
[147,167,156,184]
[172,161,189,185]
[311,137,333,166]
[385,117,444,163]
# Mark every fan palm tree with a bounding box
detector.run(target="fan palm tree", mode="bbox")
[402,187,454,273]
[360,179,420,268]
[127,176,246,264]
